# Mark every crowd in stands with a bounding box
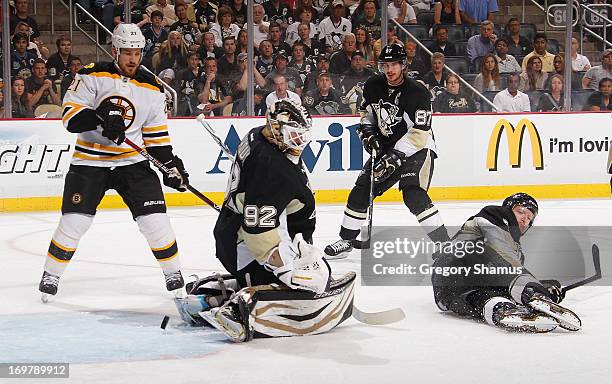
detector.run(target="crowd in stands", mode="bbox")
[0,0,611,118]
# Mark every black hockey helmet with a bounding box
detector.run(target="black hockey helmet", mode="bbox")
[378,43,407,63]
[503,192,539,217]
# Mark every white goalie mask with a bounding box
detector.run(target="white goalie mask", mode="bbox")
[264,99,313,156]
[111,23,146,64]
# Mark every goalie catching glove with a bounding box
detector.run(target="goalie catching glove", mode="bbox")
[264,234,331,294]
[373,149,406,183]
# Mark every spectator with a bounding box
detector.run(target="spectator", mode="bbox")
[521,33,555,72]
[519,56,548,92]
[503,17,532,58]
[11,76,34,118]
[330,33,357,74]
[268,22,293,56]
[458,0,498,25]
[353,0,382,40]
[252,4,271,48]
[263,0,294,31]
[434,0,461,25]
[537,73,564,112]
[340,50,375,111]
[466,20,497,64]
[354,26,375,67]
[158,68,176,93]
[474,53,501,92]
[93,0,118,44]
[304,53,331,93]
[256,40,276,78]
[46,36,75,81]
[217,36,240,78]
[229,0,248,28]
[433,73,477,113]
[10,33,37,78]
[285,7,318,46]
[298,22,326,59]
[289,42,316,84]
[423,52,448,91]
[13,21,48,59]
[209,6,240,47]
[586,77,611,111]
[10,0,40,39]
[388,0,416,24]
[197,31,223,60]
[146,0,177,27]
[232,52,267,99]
[408,0,432,13]
[197,57,232,116]
[113,0,149,28]
[319,0,353,53]
[424,26,456,70]
[493,72,531,112]
[170,1,202,52]
[582,50,612,91]
[373,23,402,59]
[303,71,351,115]
[494,37,521,74]
[142,10,168,67]
[152,31,189,74]
[26,59,61,111]
[266,74,302,107]
[405,41,426,80]
[295,1,322,26]
[236,29,251,55]
[60,56,83,100]
[231,86,267,116]
[570,37,591,72]
[544,54,581,90]
[193,0,218,32]
[176,52,206,116]
[265,51,304,95]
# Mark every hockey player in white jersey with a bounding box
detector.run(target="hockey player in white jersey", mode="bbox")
[38,24,190,301]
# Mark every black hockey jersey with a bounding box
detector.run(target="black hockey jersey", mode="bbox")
[214,128,316,272]
[302,89,351,116]
[360,74,436,157]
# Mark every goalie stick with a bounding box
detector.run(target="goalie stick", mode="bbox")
[561,244,602,295]
[193,115,406,326]
[352,150,376,250]
[122,137,221,212]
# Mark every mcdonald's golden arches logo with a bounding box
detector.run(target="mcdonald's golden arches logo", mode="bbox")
[487,118,544,171]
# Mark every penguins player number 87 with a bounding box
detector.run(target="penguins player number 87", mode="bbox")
[415,110,432,126]
[244,205,277,227]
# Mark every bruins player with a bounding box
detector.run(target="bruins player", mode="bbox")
[325,43,450,258]
[431,193,581,332]
[38,24,190,301]
[176,100,356,342]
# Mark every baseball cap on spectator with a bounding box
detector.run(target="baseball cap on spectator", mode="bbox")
[159,68,175,81]
[316,53,330,62]
[237,52,249,61]
[275,50,289,61]
[332,0,344,7]
[603,49,612,58]
[254,85,266,95]
[317,70,331,79]
[352,50,364,59]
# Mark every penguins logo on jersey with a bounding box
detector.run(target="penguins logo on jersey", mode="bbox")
[100,96,136,129]
[372,100,401,137]
[315,101,341,115]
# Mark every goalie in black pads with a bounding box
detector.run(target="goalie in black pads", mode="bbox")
[325,43,450,258]
[431,193,581,332]
[175,99,355,342]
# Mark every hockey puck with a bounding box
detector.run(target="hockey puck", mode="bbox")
[161,315,170,329]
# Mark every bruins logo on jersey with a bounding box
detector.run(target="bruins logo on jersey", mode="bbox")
[372,101,401,137]
[100,95,136,129]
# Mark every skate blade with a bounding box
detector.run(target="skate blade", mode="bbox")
[324,253,349,261]
[41,293,52,303]
[200,309,246,342]
[500,315,558,333]
[529,299,582,331]
[173,288,186,299]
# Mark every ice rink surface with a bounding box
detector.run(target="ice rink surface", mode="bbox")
[1,199,611,384]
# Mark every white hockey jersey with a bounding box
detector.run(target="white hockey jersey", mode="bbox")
[62,62,170,168]
[318,16,352,52]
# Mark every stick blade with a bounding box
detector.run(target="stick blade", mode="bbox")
[352,305,405,325]
[592,244,602,276]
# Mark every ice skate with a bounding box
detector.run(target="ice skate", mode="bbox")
[491,300,558,333]
[528,294,581,331]
[39,272,59,303]
[324,239,353,259]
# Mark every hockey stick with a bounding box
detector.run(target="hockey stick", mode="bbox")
[352,305,405,325]
[122,137,221,212]
[196,114,235,161]
[561,244,602,295]
[352,150,376,250]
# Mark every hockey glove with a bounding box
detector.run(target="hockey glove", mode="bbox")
[373,149,406,183]
[162,156,190,192]
[540,279,565,304]
[96,100,127,144]
[357,124,381,155]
